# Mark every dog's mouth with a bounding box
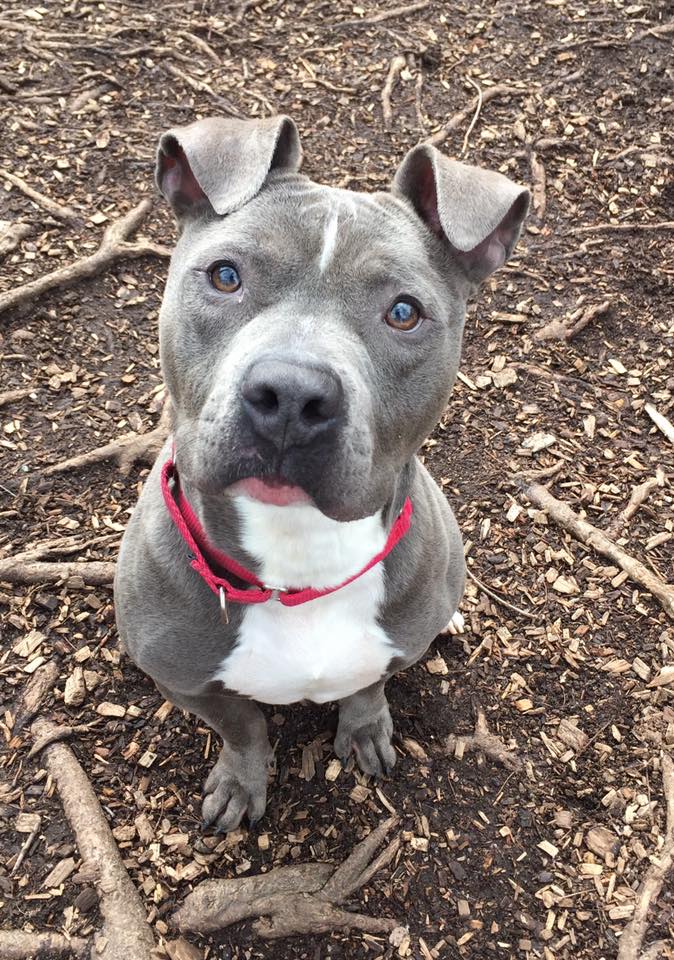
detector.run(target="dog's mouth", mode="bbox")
[227,476,313,507]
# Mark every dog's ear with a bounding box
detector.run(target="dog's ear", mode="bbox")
[392,144,529,282]
[155,115,302,220]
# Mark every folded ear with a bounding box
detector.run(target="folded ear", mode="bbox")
[392,144,529,282]
[156,115,302,220]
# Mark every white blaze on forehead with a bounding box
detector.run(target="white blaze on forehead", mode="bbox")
[318,204,340,274]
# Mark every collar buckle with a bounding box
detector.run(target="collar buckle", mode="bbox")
[265,584,288,602]
[219,586,229,624]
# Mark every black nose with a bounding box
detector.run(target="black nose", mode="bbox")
[241,359,343,450]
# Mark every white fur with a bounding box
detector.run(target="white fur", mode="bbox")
[213,498,402,704]
[318,207,340,274]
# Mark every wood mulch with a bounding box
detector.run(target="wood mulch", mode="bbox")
[1,1,673,958]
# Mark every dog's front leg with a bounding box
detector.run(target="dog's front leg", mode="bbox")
[156,683,271,832]
[335,680,396,777]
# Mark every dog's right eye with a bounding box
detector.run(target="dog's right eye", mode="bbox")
[209,262,242,293]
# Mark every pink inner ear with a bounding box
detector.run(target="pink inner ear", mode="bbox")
[160,145,207,208]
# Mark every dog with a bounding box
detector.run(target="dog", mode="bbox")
[114,115,529,833]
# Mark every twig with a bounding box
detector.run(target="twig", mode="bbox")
[0,219,32,258]
[173,818,400,939]
[177,29,220,62]
[9,818,42,877]
[466,567,538,620]
[0,199,171,318]
[0,557,115,586]
[645,404,674,446]
[31,719,156,960]
[534,300,610,342]
[617,753,674,960]
[413,58,425,130]
[163,62,242,116]
[571,221,674,235]
[442,703,522,771]
[530,151,546,218]
[606,468,666,538]
[0,169,78,221]
[336,1,430,29]
[519,480,674,619]
[427,84,525,148]
[0,931,89,958]
[381,55,406,130]
[0,386,35,407]
[461,77,483,156]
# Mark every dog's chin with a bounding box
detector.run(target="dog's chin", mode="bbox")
[227,477,314,508]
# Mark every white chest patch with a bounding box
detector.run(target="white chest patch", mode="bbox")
[212,498,402,705]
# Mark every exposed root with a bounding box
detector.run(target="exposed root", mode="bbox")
[31,719,156,960]
[0,199,171,318]
[427,84,525,148]
[442,703,522,772]
[466,567,538,621]
[0,557,115,586]
[381,54,406,130]
[461,76,483,155]
[0,386,36,407]
[617,753,674,960]
[530,150,546,219]
[0,169,78,221]
[173,817,401,939]
[572,220,674,235]
[519,479,674,620]
[0,931,89,958]
[0,219,32,258]
[534,300,610,342]
[606,468,666,538]
[28,722,95,759]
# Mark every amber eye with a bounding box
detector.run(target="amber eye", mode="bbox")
[209,262,241,293]
[385,299,422,331]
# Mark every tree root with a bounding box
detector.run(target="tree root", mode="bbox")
[534,300,610,342]
[0,219,32,258]
[28,722,95,759]
[427,84,525,148]
[43,401,171,477]
[173,817,401,939]
[572,220,674,235]
[441,703,522,772]
[606,468,666,539]
[31,719,156,960]
[617,753,674,960]
[0,386,36,407]
[0,199,171,318]
[337,1,429,29]
[0,557,115,586]
[519,479,674,619]
[0,169,78,221]
[0,931,89,959]
[381,54,406,129]
[12,660,61,733]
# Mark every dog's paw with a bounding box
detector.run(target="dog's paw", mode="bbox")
[441,610,465,636]
[201,748,269,833]
[335,704,396,778]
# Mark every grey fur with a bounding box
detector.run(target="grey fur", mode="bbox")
[115,116,529,831]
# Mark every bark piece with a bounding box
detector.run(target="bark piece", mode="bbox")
[442,703,522,771]
[0,219,32,258]
[12,659,60,733]
[31,719,156,960]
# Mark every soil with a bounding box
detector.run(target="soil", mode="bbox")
[1,1,673,959]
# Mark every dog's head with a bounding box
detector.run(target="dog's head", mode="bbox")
[156,116,528,521]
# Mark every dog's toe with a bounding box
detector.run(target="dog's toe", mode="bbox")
[442,610,465,636]
[201,750,268,833]
[336,709,396,778]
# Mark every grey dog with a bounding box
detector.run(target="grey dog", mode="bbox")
[114,115,528,833]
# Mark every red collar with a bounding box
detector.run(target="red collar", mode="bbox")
[160,457,413,620]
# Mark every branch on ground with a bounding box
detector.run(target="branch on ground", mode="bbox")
[519,479,674,620]
[534,300,610,342]
[31,719,156,960]
[427,84,525,148]
[0,557,115,586]
[0,199,171,318]
[173,817,401,939]
[606,468,666,539]
[0,931,89,959]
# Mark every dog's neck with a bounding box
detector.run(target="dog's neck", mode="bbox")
[182,467,413,590]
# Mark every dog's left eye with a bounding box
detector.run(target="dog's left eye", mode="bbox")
[209,262,242,293]
[385,299,422,331]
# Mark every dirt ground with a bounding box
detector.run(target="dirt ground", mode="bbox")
[1,1,674,958]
